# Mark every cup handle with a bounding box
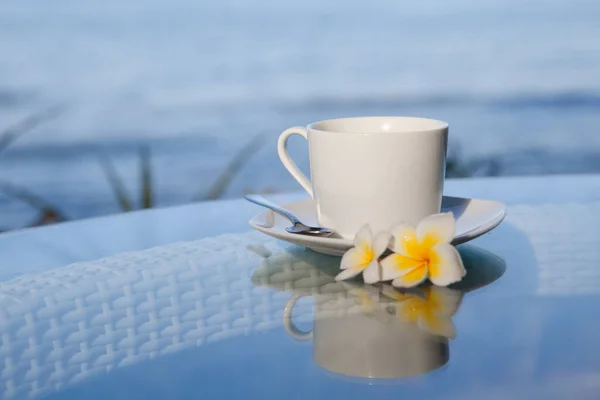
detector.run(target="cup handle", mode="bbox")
[277,127,313,198]
[283,293,313,341]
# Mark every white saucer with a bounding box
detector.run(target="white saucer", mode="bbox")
[249,196,507,256]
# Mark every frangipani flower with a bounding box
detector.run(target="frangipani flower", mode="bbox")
[381,212,466,288]
[335,225,391,283]
[382,284,463,339]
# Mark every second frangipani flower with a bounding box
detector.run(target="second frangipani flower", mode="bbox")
[381,212,466,288]
[334,224,391,283]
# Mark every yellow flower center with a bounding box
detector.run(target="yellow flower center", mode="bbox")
[359,247,375,267]
[404,233,440,265]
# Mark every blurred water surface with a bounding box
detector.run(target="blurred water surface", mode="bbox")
[0,0,599,228]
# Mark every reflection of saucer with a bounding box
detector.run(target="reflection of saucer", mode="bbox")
[249,196,507,256]
[251,244,505,382]
[251,244,506,296]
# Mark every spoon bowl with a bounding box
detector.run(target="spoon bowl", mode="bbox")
[285,222,335,237]
[245,194,336,238]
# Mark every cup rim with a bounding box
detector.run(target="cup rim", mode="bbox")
[307,116,448,135]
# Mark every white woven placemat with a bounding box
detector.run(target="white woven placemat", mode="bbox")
[0,231,320,399]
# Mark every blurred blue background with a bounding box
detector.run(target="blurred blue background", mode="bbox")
[0,0,599,229]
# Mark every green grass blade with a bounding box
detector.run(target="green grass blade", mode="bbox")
[0,182,68,224]
[197,133,266,201]
[97,154,134,211]
[0,105,64,156]
[139,145,153,209]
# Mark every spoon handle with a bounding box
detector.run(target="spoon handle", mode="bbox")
[244,194,303,226]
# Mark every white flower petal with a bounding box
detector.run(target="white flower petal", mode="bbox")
[340,247,364,270]
[362,259,381,284]
[380,253,424,281]
[428,243,466,287]
[373,231,392,257]
[335,266,363,281]
[392,266,428,288]
[416,212,456,246]
[354,224,373,252]
[390,223,419,257]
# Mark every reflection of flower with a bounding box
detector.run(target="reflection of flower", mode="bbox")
[338,282,397,324]
[335,225,390,283]
[382,285,462,339]
[381,212,466,288]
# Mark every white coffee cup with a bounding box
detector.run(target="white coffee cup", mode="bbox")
[278,116,448,238]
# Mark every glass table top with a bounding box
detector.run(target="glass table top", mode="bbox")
[1,199,599,399]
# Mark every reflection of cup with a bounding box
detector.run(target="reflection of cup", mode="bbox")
[251,243,506,381]
[284,291,449,379]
